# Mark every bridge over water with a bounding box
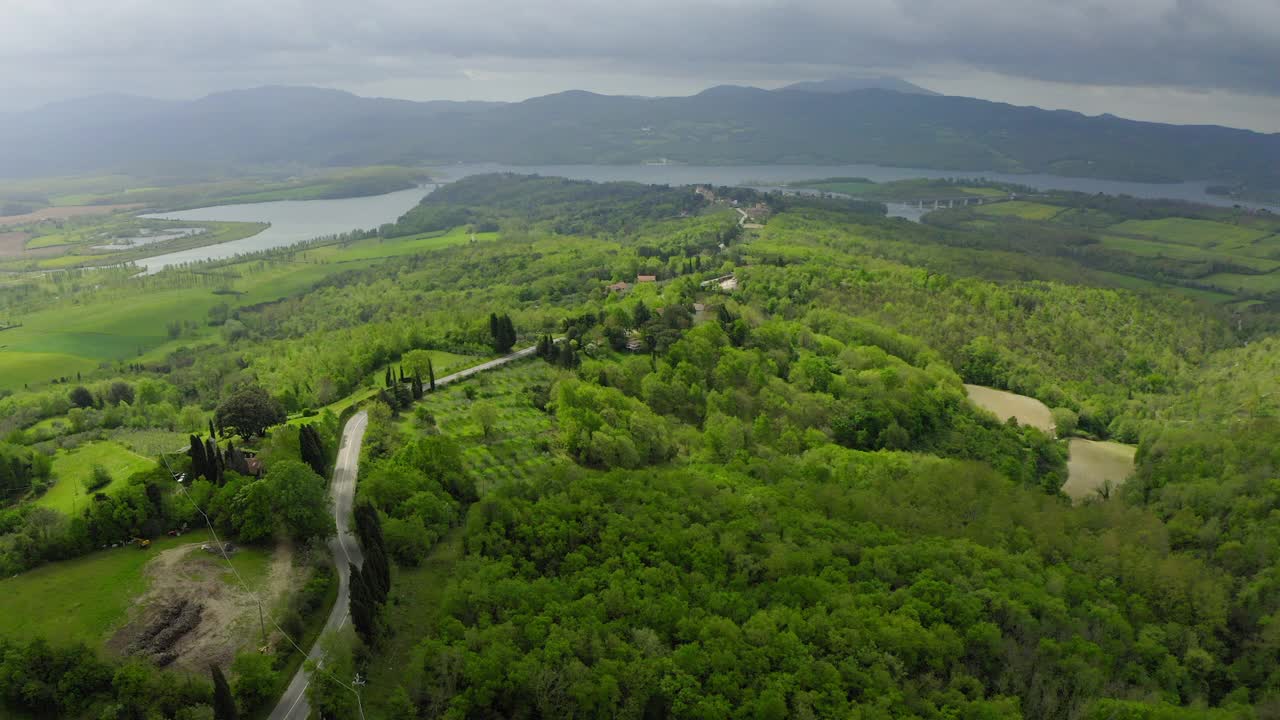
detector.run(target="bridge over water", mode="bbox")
[905,195,1019,209]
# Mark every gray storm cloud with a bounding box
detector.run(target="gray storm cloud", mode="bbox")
[1,0,1279,106]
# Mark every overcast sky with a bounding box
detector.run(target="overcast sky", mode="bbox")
[3,0,1279,132]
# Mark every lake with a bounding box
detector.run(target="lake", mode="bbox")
[136,185,433,272]
[137,163,1280,271]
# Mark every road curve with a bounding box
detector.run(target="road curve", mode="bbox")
[269,410,367,720]
[269,345,539,719]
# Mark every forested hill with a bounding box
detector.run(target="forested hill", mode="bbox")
[3,85,1280,193]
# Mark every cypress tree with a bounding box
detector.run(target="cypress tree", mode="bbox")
[188,434,207,481]
[427,359,436,392]
[355,504,390,602]
[348,563,377,643]
[208,418,218,440]
[211,664,238,720]
[204,437,224,485]
[412,372,424,400]
[399,365,405,383]
[384,366,393,388]
[362,561,386,608]
[300,425,326,476]
[225,441,251,476]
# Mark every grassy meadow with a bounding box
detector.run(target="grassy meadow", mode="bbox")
[37,441,156,514]
[0,530,215,646]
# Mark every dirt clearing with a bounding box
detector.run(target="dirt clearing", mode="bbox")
[964,384,1055,432]
[1063,439,1136,501]
[107,539,300,673]
[0,231,32,258]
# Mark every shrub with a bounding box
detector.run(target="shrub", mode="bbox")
[83,464,113,492]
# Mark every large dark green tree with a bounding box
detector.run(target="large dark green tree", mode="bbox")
[215,384,286,440]
[354,503,390,602]
[348,562,377,644]
[299,424,327,477]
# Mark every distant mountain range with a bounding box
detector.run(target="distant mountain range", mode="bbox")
[2,81,1278,192]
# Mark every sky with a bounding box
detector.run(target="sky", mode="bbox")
[2,0,1280,133]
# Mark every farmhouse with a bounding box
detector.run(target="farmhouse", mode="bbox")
[636,274,657,283]
[607,281,631,293]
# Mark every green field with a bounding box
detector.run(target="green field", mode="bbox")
[1100,234,1280,273]
[37,441,156,513]
[972,201,1064,220]
[1109,218,1273,249]
[1200,272,1280,295]
[398,357,561,493]
[0,351,100,389]
[0,530,227,645]
[0,227,485,390]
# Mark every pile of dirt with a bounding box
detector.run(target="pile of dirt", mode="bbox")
[107,540,300,673]
[125,597,203,667]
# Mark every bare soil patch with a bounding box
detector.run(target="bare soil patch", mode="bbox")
[0,203,144,229]
[1063,439,1136,501]
[107,540,299,673]
[964,384,1055,432]
[0,231,33,258]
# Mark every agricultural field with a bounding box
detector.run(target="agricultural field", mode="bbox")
[0,166,426,217]
[1199,271,1280,295]
[0,219,267,270]
[400,357,564,493]
[0,226,486,390]
[1109,217,1275,250]
[964,384,1055,432]
[1062,438,1136,501]
[1098,234,1280,272]
[972,200,1064,220]
[36,441,156,514]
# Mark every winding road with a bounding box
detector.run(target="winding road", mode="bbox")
[269,344,540,719]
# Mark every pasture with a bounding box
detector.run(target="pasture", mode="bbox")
[1200,271,1280,295]
[964,384,1055,433]
[1099,234,1280,273]
[1108,218,1272,249]
[1063,439,1136,501]
[36,441,156,514]
[0,531,216,646]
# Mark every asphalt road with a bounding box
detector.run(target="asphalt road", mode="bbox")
[269,409,367,720]
[268,344,539,719]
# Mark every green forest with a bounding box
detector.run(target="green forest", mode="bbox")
[0,173,1276,718]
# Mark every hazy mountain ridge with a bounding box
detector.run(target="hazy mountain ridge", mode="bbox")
[2,84,1279,190]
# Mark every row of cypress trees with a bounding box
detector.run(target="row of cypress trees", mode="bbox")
[349,504,391,644]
